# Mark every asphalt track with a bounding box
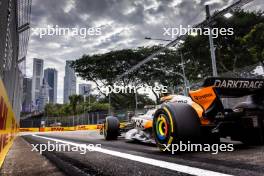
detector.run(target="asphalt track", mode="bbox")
[22,130,264,176]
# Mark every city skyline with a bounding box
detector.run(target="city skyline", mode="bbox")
[24,59,92,107]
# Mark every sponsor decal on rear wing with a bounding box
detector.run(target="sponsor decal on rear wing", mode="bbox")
[202,77,264,97]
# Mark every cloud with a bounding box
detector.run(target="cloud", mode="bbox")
[27,0,263,103]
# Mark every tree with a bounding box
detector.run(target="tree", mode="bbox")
[71,10,264,103]
[69,94,83,115]
[44,103,63,117]
[99,92,155,110]
[180,10,264,80]
[242,23,264,62]
[71,46,183,103]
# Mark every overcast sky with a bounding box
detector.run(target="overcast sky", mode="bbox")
[26,0,263,103]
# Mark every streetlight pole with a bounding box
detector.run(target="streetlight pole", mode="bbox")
[108,94,111,115]
[83,95,86,125]
[88,93,91,111]
[206,5,218,77]
[180,52,188,95]
[73,115,75,127]
[135,89,138,116]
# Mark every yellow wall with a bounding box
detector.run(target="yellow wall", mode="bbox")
[20,125,101,132]
[0,79,19,167]
[20,128,39,132]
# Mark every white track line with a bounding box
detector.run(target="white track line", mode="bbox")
[32,134,233,176]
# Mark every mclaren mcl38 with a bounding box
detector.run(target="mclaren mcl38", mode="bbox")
[101,77,264,151]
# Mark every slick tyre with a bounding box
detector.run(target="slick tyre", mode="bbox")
[104,116,120,140]
[240,115,264,145]
[153,103,201,151]
[234,103,264,145]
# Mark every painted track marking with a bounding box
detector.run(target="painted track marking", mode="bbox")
[32,134,233,176]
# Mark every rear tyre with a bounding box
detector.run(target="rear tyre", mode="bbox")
[104,116,120,140]
[234,103,264,145]
[153,103,201,151]
[240,114,264,145]
[241,128,264,145]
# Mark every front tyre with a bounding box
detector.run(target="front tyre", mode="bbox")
[153,103,201,151]
[104,116,120,140]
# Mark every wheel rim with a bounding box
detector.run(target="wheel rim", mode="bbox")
[155,114,168,140]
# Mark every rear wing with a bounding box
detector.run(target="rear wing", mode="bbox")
[202,77,264,97]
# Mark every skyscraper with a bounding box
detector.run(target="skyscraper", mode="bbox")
[22,77,32,113]
[64,60,76,104]
[39,79,50,111]
[79,83,91,95]
[32,58,44,107]
[44,68,58,104]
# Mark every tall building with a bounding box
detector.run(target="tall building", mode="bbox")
[64,60,76,103]
[79,84,92,95]
[32,58,44,107]
[39,79,50,111]
[44,68,58,104]
[22,77,32,113]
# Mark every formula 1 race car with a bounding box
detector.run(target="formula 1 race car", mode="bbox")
[100,109,156,142]
[100,95,196,142]
[102,77,264,151]
[153,77,264,150]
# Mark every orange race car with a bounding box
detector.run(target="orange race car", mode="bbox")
[103,77,264,151]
